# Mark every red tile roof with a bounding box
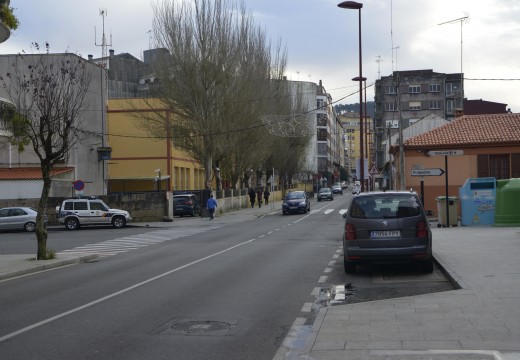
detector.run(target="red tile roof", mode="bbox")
[0,167,74,180]
[405,113,520,149]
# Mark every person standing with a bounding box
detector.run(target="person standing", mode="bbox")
[263,187,270,205]
[206,194,218,220]
[248,188,256,208]
[257,188,263,208]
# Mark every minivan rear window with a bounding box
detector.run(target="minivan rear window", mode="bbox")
[350,195,421,219]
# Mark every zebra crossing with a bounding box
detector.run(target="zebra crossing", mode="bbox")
[57,225,223,258]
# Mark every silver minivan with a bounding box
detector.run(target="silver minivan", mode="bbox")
[342,191,433,273]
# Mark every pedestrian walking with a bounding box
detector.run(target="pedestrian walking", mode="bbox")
[263,187,270,205]
[248,188,256,208]
[206,194,218,220]
[257,188,263,208]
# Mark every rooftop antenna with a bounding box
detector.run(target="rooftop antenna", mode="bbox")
[375,55,383,79]
[147,30,152,49]
[392,46,399,72]
[439,13,470,113]
[95,8,112,68]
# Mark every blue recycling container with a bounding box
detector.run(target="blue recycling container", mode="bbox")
[459,177,496,225]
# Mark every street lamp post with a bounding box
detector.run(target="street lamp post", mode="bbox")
[338,1,364,192]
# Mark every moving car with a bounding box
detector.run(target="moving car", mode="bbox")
[0,207,44,232]
[282,191,310,214]
[173,193,201,217]
[317,187,333,201]
[342,191,433,274]
[351,184,360,195]
[332,184,343,195]
[57,198,132,230]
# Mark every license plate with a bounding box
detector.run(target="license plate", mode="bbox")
[290,206,297,209]
[371,230,400,238]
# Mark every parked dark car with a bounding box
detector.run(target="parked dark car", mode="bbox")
[0,207,45,232]
[342,191,433,274]
[282,191,310,215]
[317,187,333,201]
[173,194,202,217]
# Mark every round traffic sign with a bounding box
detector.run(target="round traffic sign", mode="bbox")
[73,180,85,191]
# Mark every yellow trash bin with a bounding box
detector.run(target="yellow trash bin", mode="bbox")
[435,196,459,227]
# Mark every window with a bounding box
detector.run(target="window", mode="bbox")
[317,113,327,126]
[409,101,421,110]
[317,99,326,109]
[446,100,453,113]
[429,100,441,109]
[90,201,108,211]
[409,85,421,94]
[385,102,397,111]
[478,154,520,180]
[385,86,396,94]
[386,120,399,129]
[446,83,453,96]
[318,143,328,155]
[73,201,88,211]
[429,84,441,92]
[317,128,328,141]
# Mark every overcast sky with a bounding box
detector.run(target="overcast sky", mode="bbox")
[3,0,519,111]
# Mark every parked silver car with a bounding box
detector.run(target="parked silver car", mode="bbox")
[342,191,433,273]
[0,207,43,232]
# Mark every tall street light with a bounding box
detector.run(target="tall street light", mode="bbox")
[338,1,364,192]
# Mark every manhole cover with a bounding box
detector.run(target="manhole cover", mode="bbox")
[172,320,231,334]
[153,319,236,336]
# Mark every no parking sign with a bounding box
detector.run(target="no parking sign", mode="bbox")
[73,180,85,191]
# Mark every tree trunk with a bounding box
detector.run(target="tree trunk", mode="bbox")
[36,162,52,260]
[205,155,212,190]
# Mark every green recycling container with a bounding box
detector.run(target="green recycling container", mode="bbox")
[494,178,520,226]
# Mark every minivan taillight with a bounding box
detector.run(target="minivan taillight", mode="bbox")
[416,221,428,238]
[186,200,193,206]
[345,223,357,240]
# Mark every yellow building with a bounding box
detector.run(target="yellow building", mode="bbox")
[337,113,373,176]
[107,99,205,192]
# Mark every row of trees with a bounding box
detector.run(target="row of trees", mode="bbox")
[140,0,311,190]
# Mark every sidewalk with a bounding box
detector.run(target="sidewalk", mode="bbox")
[275,225,520,359]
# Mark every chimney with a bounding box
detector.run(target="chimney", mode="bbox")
[109,49,114,57]
[88,54,93,61]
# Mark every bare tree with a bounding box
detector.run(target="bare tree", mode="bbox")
[0,44,92,259]
[142,0,288,189]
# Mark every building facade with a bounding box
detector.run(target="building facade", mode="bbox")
[337,113,372,181]
[374,69,463,169]
[0,53,108,199]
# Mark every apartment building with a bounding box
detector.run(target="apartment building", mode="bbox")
[374,69,463,169]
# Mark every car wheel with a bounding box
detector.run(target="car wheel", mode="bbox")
[24,222,36,232]
[282,210,287,215]
[317,198,321,202]
[190,209,195,217]
[344,261,356,274]
[112,216,126,228]
[65,217,80,231]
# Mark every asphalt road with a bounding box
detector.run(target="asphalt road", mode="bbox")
[0,194,454,360]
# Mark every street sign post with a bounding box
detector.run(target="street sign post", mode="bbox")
[411,168,444,176]
[425,149,464,227]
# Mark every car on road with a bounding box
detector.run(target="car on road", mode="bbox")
[282,191,310,215]
[173,193,202,217]
[342,191,433,274]
[352,184,360,194]
[317,187,333,201]
[57,198,132,230]
[0,207,45,232]
[332,184,343,195]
